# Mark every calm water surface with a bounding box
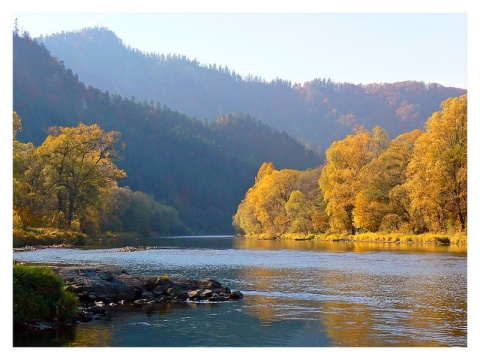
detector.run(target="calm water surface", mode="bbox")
[13,236,467,347]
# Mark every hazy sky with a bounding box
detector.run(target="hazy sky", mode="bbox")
[11,12,467,89]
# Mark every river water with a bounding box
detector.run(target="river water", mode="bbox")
[12,236,467,347]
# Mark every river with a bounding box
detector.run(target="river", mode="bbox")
[12,236,467,347]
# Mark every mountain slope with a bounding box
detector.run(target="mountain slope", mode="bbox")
[39,27,467,152]
[13,33,321,234]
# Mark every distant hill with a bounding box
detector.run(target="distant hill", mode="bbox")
[13,33,321,234]
[39,27,467,153]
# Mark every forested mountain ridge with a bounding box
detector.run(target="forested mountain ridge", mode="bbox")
[13,32,321,234]
[39,27,466,152]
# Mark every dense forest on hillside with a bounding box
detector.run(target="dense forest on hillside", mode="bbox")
[39,27,466,152]
[13,32,321,234]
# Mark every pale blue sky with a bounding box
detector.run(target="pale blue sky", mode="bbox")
[12,12,467,89]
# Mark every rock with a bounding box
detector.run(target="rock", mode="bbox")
[143,277,158,291]
[207,279,222,288]
[200,289,213,299]
[152,278,171,295]
[212,286,230,295]
[99,272,113,282]
[153,285,167,296]
[173,290,188,301]
[88,305,106,314]
[208,294,229,302]
[47,265,243,321]
[188,290,202,300]
[134,299,148,305]
[230,290,244,299]
[141,290,154,300]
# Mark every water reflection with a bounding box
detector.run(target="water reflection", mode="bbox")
[78,235,467,254]
[13,236,467,347]
[233,237,467,254]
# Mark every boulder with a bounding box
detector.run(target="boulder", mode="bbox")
[230,290,244,299]
[200,289,213,299]
[141,290,154,300]
[188,290,202,300]
[48,265,243,319]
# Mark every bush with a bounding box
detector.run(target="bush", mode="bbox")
[13,264,78,324]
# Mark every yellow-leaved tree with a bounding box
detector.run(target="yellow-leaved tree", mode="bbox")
[233,163,326,238]
[405,95,467,232]
[35,123,126,229]
[353,129,423,232]
[319,127,386,234]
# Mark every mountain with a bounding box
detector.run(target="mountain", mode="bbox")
[38,27,467,153]
[13,33,321,234]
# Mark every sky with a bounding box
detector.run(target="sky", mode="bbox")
[10,12,468,89]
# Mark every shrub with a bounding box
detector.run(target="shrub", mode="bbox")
[13,264,78,324]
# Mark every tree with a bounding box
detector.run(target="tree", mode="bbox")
[35,123,126,229]
[405,95,467,232]
[319,127,382,234]
[354,129,422,232]
[233,163,327,237]
[119,190,189,236]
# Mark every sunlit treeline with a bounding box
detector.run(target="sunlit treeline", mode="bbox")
[233,95,467,238]
[13,113,189,236]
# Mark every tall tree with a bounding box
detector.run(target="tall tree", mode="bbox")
[35,123,126,228]
[405,95,467,232]
[233,163,326,237]
[319,127,386,234]
[13,112,46,227]
[354,129,422,232]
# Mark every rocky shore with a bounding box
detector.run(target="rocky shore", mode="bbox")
[51,265,243,323]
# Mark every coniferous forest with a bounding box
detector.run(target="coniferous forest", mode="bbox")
[12,28,467,240]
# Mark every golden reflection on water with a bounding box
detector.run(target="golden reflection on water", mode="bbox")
[232,237,467,254]
[235,240,466,347]
[69,324,113,347]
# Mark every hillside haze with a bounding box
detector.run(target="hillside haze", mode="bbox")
[13,33,321,234]
[39,27,466,152]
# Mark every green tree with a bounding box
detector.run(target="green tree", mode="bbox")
[119,190,189,236]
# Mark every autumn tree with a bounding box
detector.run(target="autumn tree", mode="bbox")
[249,167,300,237]
[233,163,326,237]
[405,95,467,232]
[354,129,423,232]
[319,127,387,234]
[13,112,41,227]
[285,167,328,234]
[35,123,126,229]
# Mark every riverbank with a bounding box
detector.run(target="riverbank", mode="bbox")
[263,231,467,245]
[13,227,87,247]
[13,227,467,251]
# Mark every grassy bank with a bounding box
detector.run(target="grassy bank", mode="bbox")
[13,227,87,248]
[272,232,467,245]
[313,232,467,245]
